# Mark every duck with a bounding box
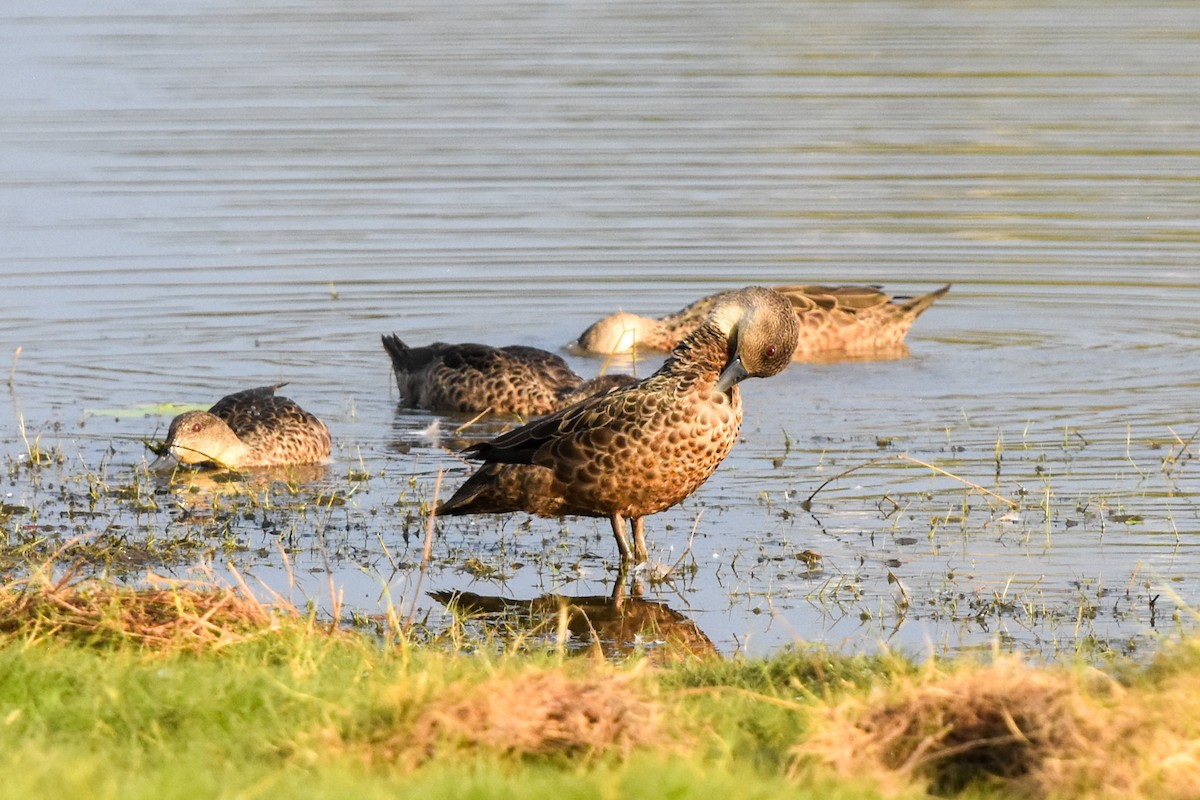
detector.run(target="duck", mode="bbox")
[382,335,635,416]
[576,283,950,361]
[437,285,800,564]
[160,384,331,469]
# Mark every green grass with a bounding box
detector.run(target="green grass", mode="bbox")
[0,583,903,800]
[0,644,866,800]
[2,577,1199,799]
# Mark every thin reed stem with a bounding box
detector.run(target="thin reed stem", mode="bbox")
[405,468,443,632]
[803,454,1019,510]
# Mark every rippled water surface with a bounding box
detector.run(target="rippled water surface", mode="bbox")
[2,0,1199,661]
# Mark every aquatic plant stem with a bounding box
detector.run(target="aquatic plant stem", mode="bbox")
[7,345,20,389]
[663,509,702,579]
[802,454,1019,510]
[314,496,343,626]
[405,468,443,632]
[453,409,493,437]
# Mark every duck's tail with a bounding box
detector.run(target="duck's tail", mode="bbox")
[897,283,952,318]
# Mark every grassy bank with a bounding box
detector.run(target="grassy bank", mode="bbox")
[0,574,1198,799]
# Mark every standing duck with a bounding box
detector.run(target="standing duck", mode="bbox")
[576,283,949,361]
[437,285,800,563]
[382,335,635,416]
[161,384,331,469]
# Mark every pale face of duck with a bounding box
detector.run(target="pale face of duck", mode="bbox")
[576,311,656,355]
[165,410,250,467]
[710,287,801,391]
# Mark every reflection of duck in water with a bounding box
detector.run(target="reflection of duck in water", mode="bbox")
[437,286,800,564]
[157,384,332,469]
[577,283,950,362]
[382,335,634,416]
[431,578,716,663]
[158,463,333,516]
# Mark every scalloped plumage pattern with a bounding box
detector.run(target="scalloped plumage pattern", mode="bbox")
[382,335,635,416]
[577,283,950,361]
[164,384,331,469]
[438,286,801,563]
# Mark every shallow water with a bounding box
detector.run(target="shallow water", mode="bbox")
[2,0,1199,660]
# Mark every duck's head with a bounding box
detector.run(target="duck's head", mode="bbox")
[576,311,657,355]
[709,286,800,393]
[164,410,247,468]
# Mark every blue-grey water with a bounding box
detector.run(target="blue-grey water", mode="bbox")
[2,0,1198,660]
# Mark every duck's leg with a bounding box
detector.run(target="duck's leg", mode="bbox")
[610,512,632,562]
[631,517,647,563]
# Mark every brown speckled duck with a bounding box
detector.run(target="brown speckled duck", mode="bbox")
[576,283,949,361]
[162,384,331,469]
[437,285,800,564]
[382,335,635,416]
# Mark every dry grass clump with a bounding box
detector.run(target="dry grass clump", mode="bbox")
[797,655,1192,798]
[855,659,1101,795]
[0,569,293,651]
[387,667,664,766]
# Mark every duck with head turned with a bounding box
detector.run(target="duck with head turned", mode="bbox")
[161,384,332,470]
[437,285,800,564]
[577,283,949,362]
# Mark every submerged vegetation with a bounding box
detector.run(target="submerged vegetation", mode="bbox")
[1,572,1200,798]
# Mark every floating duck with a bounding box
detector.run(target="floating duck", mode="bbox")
[577,283,949,361]
[161,384,331,469]
[382,335,634,416]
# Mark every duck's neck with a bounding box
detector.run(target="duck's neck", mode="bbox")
[203,427,253,468]
[660,321,730,383]
[655,294,720,348]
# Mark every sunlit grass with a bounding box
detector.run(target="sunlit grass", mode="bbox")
[1,571,1199,798]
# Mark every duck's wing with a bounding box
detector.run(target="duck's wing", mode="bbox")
[462,380,639,465]
[773,284,891,313]
[206,383,289,420]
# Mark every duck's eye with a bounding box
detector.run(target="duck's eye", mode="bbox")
[765,345,778,359]
[190,422,203,433]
